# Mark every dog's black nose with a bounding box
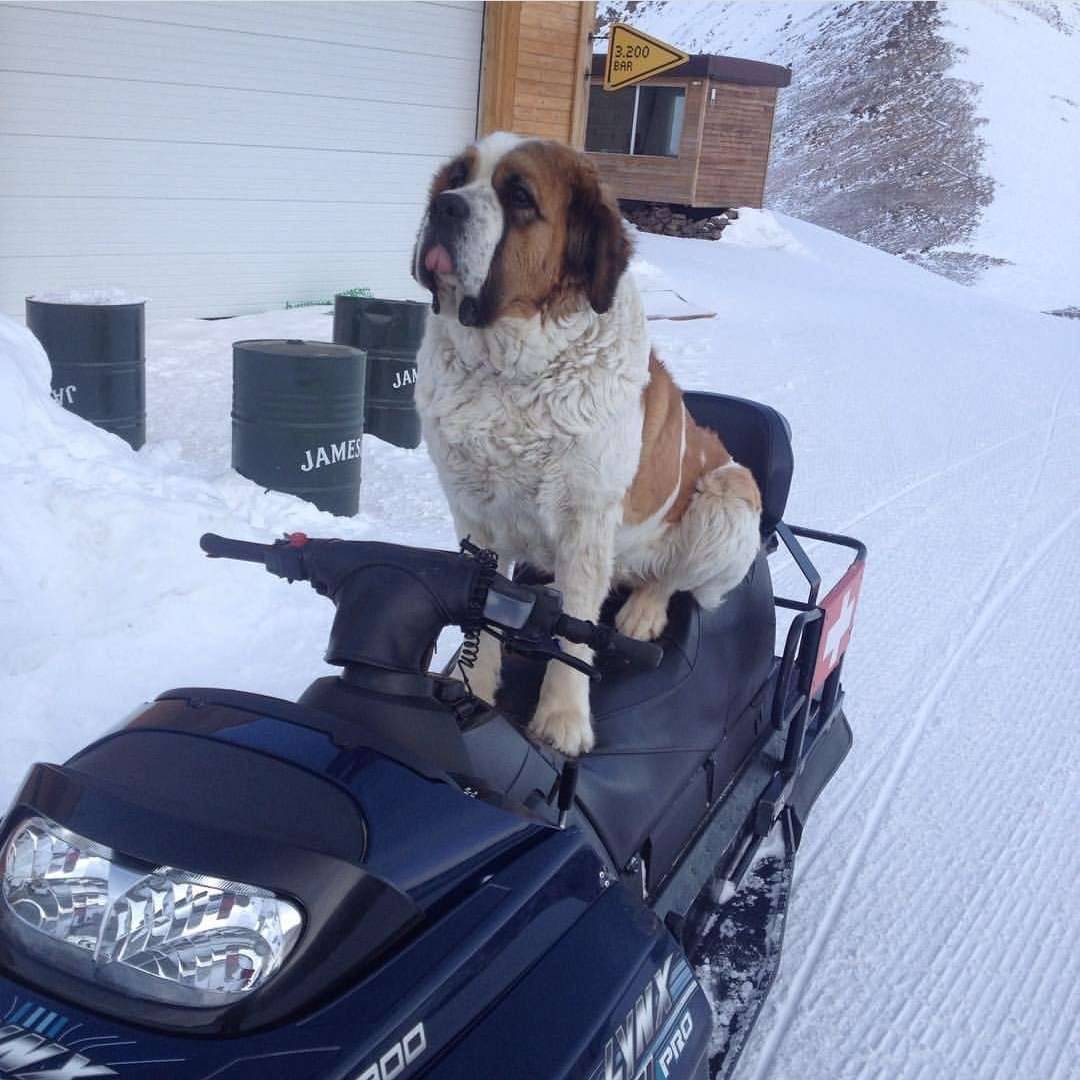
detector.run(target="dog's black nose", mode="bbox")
[433,191,470,225]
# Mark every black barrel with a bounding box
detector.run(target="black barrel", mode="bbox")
[231,339,366,517]
[333,296,426,449]
[25,295,146,449]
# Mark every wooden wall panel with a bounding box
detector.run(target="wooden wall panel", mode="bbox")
[512,2,577,139]
[479,2,593,147]
[695,83,778,208]
[478,1,520,136]
[569,2,595,146]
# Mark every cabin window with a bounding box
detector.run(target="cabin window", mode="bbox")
[585,85,636,154]
[586,85,686,157]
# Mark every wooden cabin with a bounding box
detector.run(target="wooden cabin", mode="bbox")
[585,53,792,210]
[475,11,790,211]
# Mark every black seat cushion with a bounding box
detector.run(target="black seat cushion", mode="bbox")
[498,548,776,871]
[684,392,793,535]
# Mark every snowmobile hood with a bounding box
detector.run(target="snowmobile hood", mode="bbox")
[0,689,538,1035]
[67,688,538,905]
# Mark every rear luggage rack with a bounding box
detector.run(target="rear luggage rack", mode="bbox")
[773,522,866,755]
[655,523,866,926]
[734,522,867,882]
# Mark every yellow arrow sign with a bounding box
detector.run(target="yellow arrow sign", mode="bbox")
[603,23,690,91]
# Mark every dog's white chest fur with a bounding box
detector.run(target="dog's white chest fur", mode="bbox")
[416,279,652,571]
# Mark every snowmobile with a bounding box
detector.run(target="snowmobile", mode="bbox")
[0,393,864,1080]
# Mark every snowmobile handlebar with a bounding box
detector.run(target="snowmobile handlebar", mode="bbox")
[198,533,276,564]
[553,612,663,672]
[199,533,662,678]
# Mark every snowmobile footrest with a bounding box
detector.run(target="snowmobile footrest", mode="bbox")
[652,725,788,928]
[788,705,852,848]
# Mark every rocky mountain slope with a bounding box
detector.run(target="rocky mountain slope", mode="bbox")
[597,1,1080,313]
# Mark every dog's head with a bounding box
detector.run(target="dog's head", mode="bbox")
[412,133,631,328]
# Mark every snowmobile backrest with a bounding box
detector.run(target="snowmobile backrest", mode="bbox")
[684,392,793,535]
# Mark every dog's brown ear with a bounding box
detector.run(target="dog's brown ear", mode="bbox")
[566,161,631,314]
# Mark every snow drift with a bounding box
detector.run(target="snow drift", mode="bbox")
[0,315,381,802]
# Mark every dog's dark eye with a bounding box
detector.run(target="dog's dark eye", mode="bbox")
[446,163,468,189]
[509,183,534,210]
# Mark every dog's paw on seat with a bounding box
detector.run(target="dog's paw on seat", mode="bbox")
[529,703,595,757]
[615,584,671,641]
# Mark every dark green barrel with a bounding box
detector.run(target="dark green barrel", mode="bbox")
[25,296,146,450]
[231,339,366,517]
[333,296,426,449]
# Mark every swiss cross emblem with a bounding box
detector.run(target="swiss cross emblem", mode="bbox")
[812,559,865,695]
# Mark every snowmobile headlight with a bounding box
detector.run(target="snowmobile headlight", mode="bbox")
[0,814,303,1006]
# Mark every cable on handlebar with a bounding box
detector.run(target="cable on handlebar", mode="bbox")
[456,537,500,693]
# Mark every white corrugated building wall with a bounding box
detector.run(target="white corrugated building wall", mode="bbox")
[0,1,483,319]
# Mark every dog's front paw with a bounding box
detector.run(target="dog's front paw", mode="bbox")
[529,702,595,757]
[615,586,670,641]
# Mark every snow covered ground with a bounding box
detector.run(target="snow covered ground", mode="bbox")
[2,212,1079,1078]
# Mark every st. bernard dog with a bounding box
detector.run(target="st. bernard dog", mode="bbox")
[413,133,761,756]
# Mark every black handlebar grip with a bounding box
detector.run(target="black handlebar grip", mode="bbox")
[554,614,664,670]
[607,632,663,671]
[199,533,272,563]
[552,614,595,645]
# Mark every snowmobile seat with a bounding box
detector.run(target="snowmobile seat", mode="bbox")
[498,393,793,880]
[499,545,775,879]
[683,391,793,537]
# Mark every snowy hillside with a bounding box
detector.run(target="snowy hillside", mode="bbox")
[2,213,1078,1078]
[598,1,1080,314]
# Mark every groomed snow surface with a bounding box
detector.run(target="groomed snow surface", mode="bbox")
[2,213,1079,1079]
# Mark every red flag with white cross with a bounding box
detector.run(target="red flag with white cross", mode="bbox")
[812,559,865,696]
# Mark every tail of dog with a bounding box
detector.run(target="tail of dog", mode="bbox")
[684,462,762,609]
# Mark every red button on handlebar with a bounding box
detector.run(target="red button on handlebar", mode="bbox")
[286,532,309,547]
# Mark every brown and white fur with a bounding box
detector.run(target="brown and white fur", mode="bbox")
[412,133,761,756]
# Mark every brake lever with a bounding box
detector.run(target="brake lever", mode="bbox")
[503,636,601,680]
[551,649,600,679]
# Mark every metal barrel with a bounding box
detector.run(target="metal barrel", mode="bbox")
[231,339,367,517]
[25,297,146,450]
[333,296,426,449]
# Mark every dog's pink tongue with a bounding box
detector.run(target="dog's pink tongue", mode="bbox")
[424,244,453,274]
